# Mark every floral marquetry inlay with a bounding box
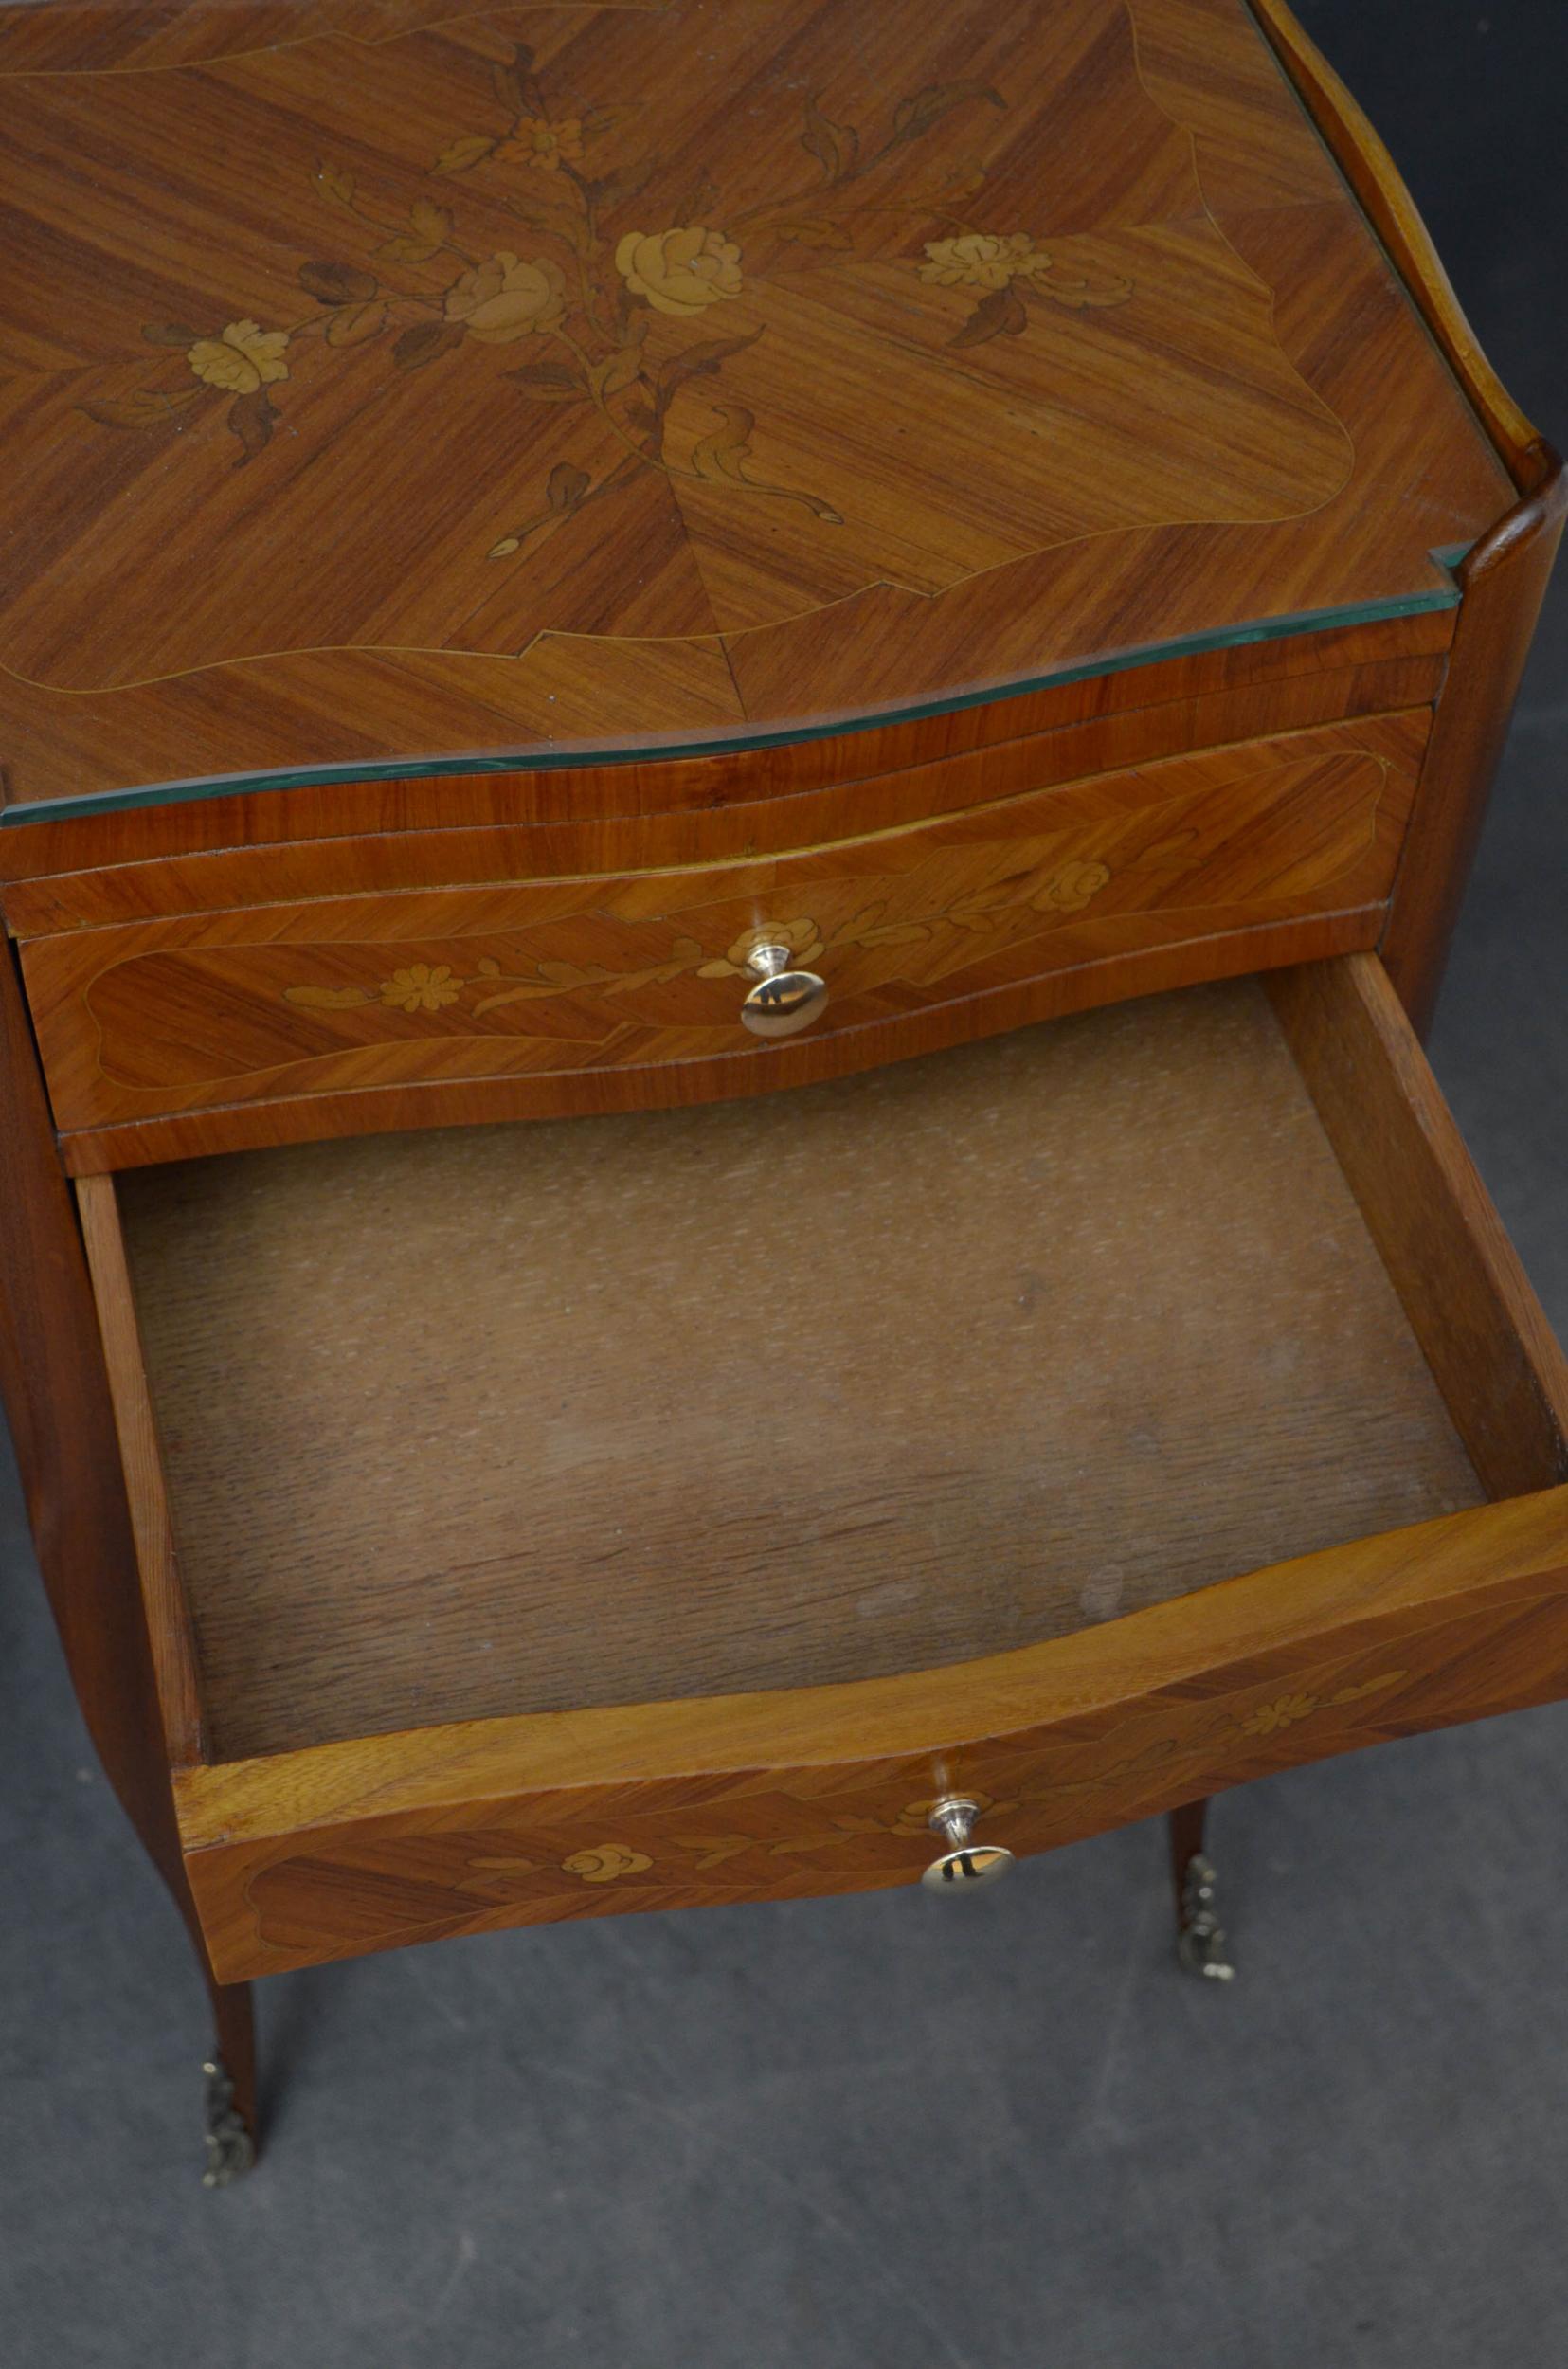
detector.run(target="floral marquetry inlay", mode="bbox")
[0,0,1517,809]
[2,0,1513,815]
[74,36,1135,562]
[19,719,1419,1136]
[230,1653,1433,1963]
[276,850,1116,1024]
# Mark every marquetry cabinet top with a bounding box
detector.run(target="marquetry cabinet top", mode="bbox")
[0,0,1513,815]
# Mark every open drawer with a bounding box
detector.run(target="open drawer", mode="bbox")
[77,955,1568,1982]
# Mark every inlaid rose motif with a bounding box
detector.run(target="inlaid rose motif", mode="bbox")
[89,54,1107,524]
[498,115,585,172]
[918,232,1050,290]
[186,319,291,393]
[1036,859,1111,913]
[699,918,825,979]
[379,963,463,1013]
[563,1844,654,1884]
[615,226,744,316]
[444,252,568,342]
[891,1791,1015,1836]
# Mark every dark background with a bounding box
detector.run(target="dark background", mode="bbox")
[3,7,1565,2362]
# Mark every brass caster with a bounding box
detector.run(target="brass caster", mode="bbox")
[201,2056,257,2187]
[1175,1854,1235,1982]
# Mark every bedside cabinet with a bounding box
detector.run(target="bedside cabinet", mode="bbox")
[1,0,1562,2184]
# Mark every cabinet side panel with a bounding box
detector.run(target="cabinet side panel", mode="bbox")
[0,944,199,1911]
[1381,463,1565,1032]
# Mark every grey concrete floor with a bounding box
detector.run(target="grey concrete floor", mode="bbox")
[3,7,1566,2362]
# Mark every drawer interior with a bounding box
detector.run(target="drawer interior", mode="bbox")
[81,959,1568,1768]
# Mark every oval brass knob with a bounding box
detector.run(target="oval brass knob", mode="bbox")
[921,1796,1015,1891]
[740,943,828,1039]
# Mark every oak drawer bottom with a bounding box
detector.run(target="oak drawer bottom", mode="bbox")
[112,975,1478,1762]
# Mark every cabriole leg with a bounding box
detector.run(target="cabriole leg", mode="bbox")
[1168,1799,1235,1983]
[202,1975,259,2187]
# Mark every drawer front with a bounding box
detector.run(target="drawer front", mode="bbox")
[27,714,1425,1153]
[179,1516,1568,1981]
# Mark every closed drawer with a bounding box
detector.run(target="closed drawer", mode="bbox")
[75,953,1568,1980]
[27,713,1425,1166]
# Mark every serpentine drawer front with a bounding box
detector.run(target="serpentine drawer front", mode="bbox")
[73,956,1568,1982]
[22,714,1426,1162]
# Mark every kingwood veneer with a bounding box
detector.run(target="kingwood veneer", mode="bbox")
[0,0,1562,2183]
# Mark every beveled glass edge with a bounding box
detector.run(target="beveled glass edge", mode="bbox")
[0,572,1465,829]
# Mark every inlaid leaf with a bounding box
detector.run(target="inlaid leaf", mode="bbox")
[546,461,591,511]
[580,104,637,143]
[836,901,888,941]
[226,388,275,463]
[672,1834,755,1872]
[942,158,990,202]
[889,80,1005,149]
[325,299,387,347]
[1032,272,1133,311]
[410,198,453,247]
[586,158,657,210]
[763,217,852,250]
[802,93,858,181]
[470,979,574,1012]
[535,957,612,987]
[315,162,356,208]
[947,891,1011,931]
[949,284,1027,347]
[690,404,755,485]
[376,235,444,265]
[140,322,202,347]
[657,324,762,401]
[77,389,200,430]
[499,193,574,241]
[393,321,462,370]
[691,405,843,523]
[283,985,376,1009]
[298,260,379,305]
[508,361,586,402]
[434,133,496,175]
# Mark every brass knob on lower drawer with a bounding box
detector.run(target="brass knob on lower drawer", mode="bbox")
[921,1796,1015,1890]
[740,943,828,1039]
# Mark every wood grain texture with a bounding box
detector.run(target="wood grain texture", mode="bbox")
[1244,1,1564,1031]
[1380,453,1566,1033]
[24,714,1426,1150]
[108,976,1482,1763]
[1268,955,1568,1500]
[74,1174,204,1763]
[0,942,222,1969]
[0,637,1450,930]
[1247,0,1540,482]
[0,0,1509,810]
[174,1485,1568,1980]
[54,908,1383,1174]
